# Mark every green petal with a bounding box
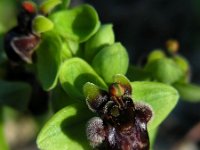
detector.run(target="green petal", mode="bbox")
[59,58,107,99]
[92,43,129,83]
[36,31,62,90]
[83,82,103,99]
[83,82,108,112]
[112,74,132,94]
[131,81,179,130]
[113,74,131,86]
[37,104,93,150]
[50,4,100,42]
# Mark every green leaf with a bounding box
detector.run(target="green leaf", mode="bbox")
[173,83,200,102]
[92,43,129,83]
[32,15,54,33]
[59,58,107,99]
[131,81,179,130]
[40,0,62,14]
[37,104,93,150]
[84,24,115,61]
[50,4,100,42]
[0,80,31,111]
[145,58,183,84]
[36,31,62,91]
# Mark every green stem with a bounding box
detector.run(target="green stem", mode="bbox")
[0,107,9,150]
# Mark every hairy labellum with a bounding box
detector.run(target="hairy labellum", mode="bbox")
[85,75,153,150]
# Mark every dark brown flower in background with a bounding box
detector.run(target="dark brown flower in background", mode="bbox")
[4,1,40,64]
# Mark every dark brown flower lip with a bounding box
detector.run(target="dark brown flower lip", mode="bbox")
[85,76,153,150]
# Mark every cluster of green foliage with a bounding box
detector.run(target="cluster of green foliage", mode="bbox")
[0,0,200,150]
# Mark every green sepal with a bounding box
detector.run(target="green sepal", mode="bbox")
[92,43,129,83]
[59,58,107,99]
[32,15,54,33]
[40,0,62,14]
[84,24,115,61]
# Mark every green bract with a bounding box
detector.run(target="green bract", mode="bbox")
[92,43,129,83]
[0,80,31,111]
[85,24,115,61]
[132,82,179,130]
[145,58,183,84]
[59,58,107,99]
[32,15,54,33]
[36,31,62,91]
[50,4,100,42]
